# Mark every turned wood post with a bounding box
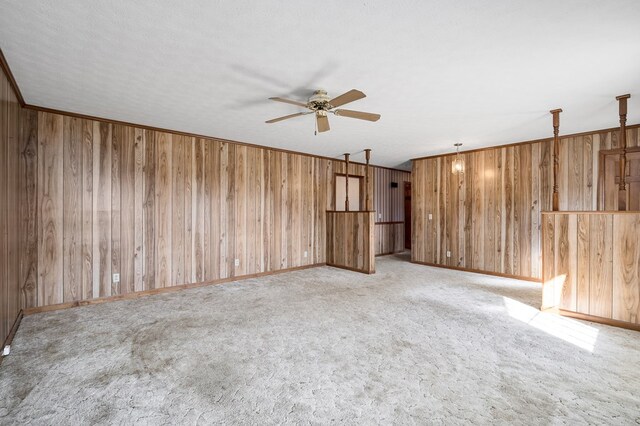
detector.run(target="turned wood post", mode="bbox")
[616,94,630,211]
[365,149,371,211]
[550,109,562,211]
[344,153,350,211]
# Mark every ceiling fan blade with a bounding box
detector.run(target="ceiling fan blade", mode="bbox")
[334,109,381,122]
[316,114,330,133]
[269,97,308,108]
[329,89,366,108]
[265,112,308,124]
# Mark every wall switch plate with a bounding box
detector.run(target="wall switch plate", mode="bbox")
[428,213,433,221]
[304,251,308,258]
[2,345,10,356]
[378,213,382,219]
[446,251,451,258]
[234,259,240,266]
[112,273,120,283]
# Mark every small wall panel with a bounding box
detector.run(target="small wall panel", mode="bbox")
[542,212,640,328]
[375,223,405,255]
[327,211,375,274]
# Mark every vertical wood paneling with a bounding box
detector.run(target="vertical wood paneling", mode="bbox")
[19,109,38,310]
[589,214,613,318]
[327,211,375,274]
[143,130,156,290]
[542,212,640,327]
[411,128,622,280]
[111,124,121,296]
[120,125,136,294]
[63,117,83,302]
[171,135,185,285]
[612,214,640,323]
[0,71,8,338]
[38,112,64,306]
[81,120,93,300]
[156,132,172,288]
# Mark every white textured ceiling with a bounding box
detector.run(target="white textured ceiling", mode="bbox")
[2,1,640,169]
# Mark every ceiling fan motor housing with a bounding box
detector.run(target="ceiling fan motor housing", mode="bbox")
[308,89,332,111]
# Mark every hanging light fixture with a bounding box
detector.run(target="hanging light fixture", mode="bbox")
[451,143,464,174]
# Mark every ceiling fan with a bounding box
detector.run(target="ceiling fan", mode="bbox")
[266,89,381,133]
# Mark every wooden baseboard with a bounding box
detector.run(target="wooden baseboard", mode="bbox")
[24,263,325,316]
[410,260,542,283]
[0,310,24,367]
[326,263,375,275]
[557,309,640,332]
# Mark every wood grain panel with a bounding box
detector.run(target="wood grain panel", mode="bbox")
[15,110,386,311]
[327,211,375,274]
[375,223,405,255]
[542,212,640,329]
[412,126,628,280]
[38,112,64,306]
[612,214,640,323]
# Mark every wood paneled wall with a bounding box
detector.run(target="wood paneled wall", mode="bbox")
[326,211,375,274]
[412,126,640,280]
[373,167,410,255]
[0,64,25,346]
[18,111,379,310]
[542,212,640,327]
[374,167,410,222]
[375,223,404,256]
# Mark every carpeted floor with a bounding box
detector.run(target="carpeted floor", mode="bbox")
[1,254,639,424]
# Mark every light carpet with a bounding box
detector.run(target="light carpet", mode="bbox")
[1,254,639,424]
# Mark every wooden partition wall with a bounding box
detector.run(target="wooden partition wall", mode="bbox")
[326,211,375,274]
[412,126,640,280]
[0,62,25,346]
[374,168,410,255]
[541,212,640,330]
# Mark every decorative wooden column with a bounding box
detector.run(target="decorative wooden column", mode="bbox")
[550,108,562,211]
[616,94,630,211]
[344,153,350,211]
[364,149,372,211]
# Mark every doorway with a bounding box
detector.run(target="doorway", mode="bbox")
[599,148,640,210]
[404,181,411,249]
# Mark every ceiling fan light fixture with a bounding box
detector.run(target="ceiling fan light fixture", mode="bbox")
[452,143,464,174]
[265,89,380,133]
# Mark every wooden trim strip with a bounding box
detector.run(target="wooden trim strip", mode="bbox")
[556,309,640,332]
[326,263,375,275]
[0,310,24,367]
[23,263,325,316]
[0,47,26,107]
[410,123,640,161]
[375,221,404,225]
[411,260,543,283]
[541,210,640,215]
[23,104,409,172]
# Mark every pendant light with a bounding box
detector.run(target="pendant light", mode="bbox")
[452,143,464,174]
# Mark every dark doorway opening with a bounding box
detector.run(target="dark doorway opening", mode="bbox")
[404,181,411,250]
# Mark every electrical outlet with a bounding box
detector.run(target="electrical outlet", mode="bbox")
[304,251,308,258]
[234,259,240,267]
[2,345,10,356]
[428,213,433,221]
[446,250,451,258]
[378,213,382,219]
[112,273,120,283]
